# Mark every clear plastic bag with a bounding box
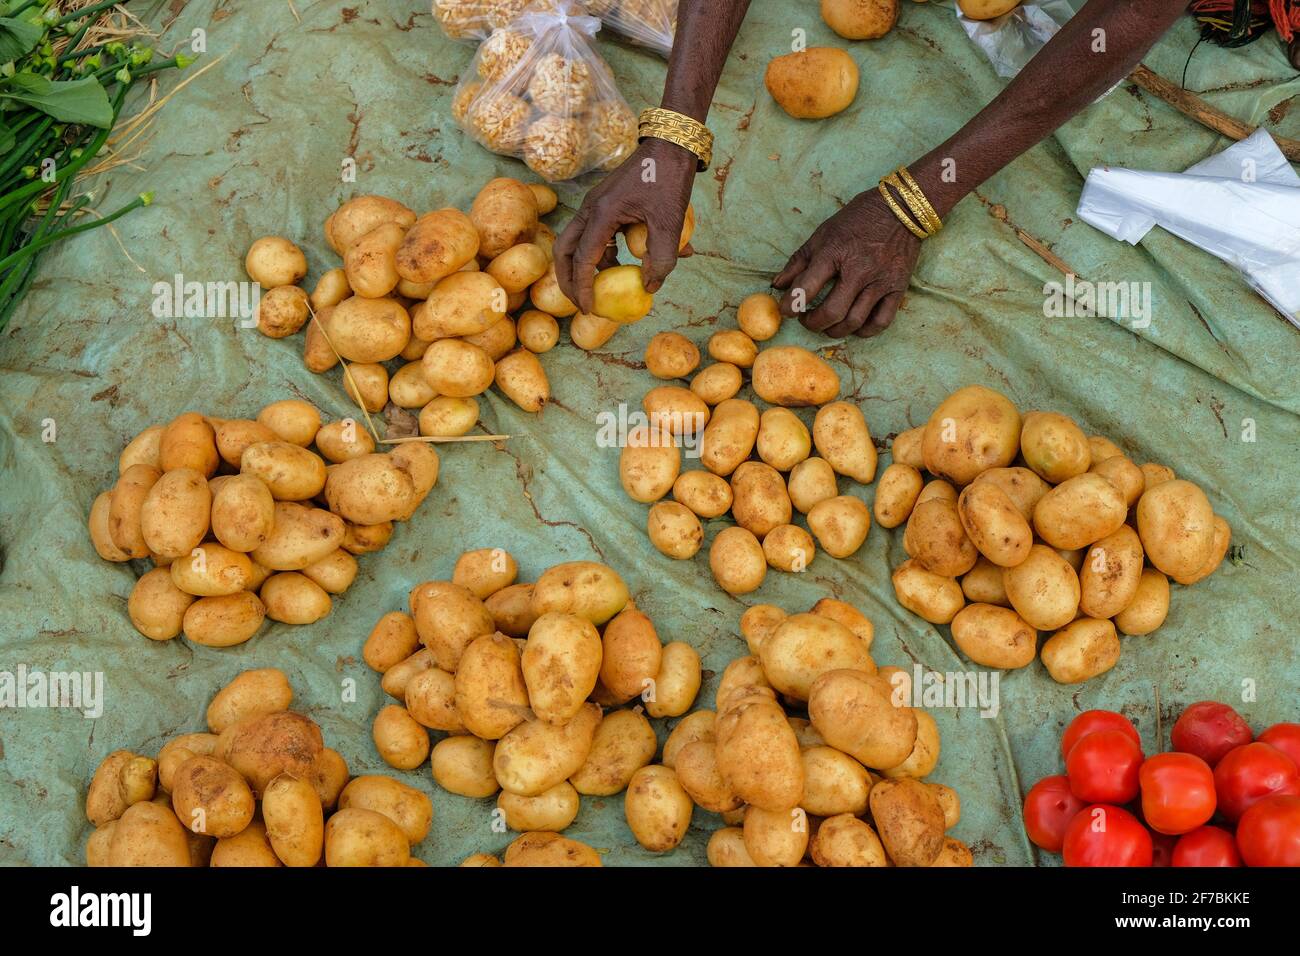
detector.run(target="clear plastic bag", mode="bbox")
[587,0,677,56]
[953,0,1085,78]
[451,3,639,181]
[433,0,677,54]
[432,0,558,43]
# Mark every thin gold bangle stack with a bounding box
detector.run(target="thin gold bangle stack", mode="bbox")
[878,166,943,240]
[638,107,714,172]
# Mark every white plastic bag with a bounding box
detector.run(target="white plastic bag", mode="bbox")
[451,3,639,181]
[954,0,1085,77]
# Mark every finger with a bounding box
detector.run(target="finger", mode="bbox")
[641,218,682,294]
[778,258,836,318]
[570,216,624,314]
[597,244,620,271]
[553,209,589,304]
[824,284,883,338]
[802,272,868,334]
[772,245,811,289]
[856,291,904,337]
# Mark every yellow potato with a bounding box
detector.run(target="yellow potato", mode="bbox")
[707,827,758,867]
[168,543,251,597]
[1079,525,1144,618]
[325,454,418,525]
[240,441,326,502]
[807,494,872,558]
[761,613,875,700]
[648,501,704,559]
[485,583,539,638]
[495,348,550,412]
[1041,617,1121,684]
[882,709,942,779]
[171,756,255,838]
[487,243,549,294]
[255,400,321,448]
[210,474,275,553]
[414,271,506,338]
[756,407,812,471]
[470,178,539,259]
[107,801,192,867]
[811,813,888,867]
[260,571,332,624]
[708,329,758,369]
[643,385,710,437]
[809,669,917,770]
[787,457,839,514]
[501,831,601,867]
[419,396,479,437]
[255,284,310,338]
[624,203,695,259]
[765,47,860,119]
[206,669,292,734]
[950,603,1036,669]
[326,195,415,255]
[709,526,767,595]
[570,709,658,795]
[88,491,131,562]
[182,591,266,647]
[716,656,772,710]
[324,808,410,867]
[1033,473,1128,550]
[343,221,404,298]
[210,819,281,868]
[1089,454,1145,508]
[715,692,803,811]
[411,580,495,671]
[959,0,1022,20]
[338,775,432,844]
[1002,543,1079,630]
[690,362,743,405]
[701,398,760,477]
[922,385,1021,485]
[663,710,717,769]
[1141,462,1176,488]
[405,666,465,733]
[262,773,324,867]
[903,497,978,576]
[531,264,578,318]
[493,703,601,796]
[245,236,307,288]
[869,777,945,867]
[119,424,164,474]
[251,502,345,570]
[372,705,430,770]
[645,331,701,379]
[730,461,793,539]
[498,782,580,832]
[388,361,438,410]
[672,469,733,518]
[452,547,518,599]
[737,293,782,341]
[530,561,629,625]
[753,347,842,407]
[216,711,323,796]
[127,567,195,640]
[592,264,654,323]
[971,466,1051,521]
[310,267,352,310]
[873,462,923,529]
[1175,514,1231,586]
[462,313,518,359]
[891,558,964,624]
[957,480,1033,568]
[421,338,494,397]
[619,424,680,503]
[569,311,618,348]
[108,465,162,559]
[625,765,694,852]
[742,805,808,867]
[396,207,479,283]
[810,598,873,648]
[813,402,875,482]
[1020,411,1091,483]
[675,741,742,813]
[891,426,925,468]
[324,297,411,363]
[800,746,871,816]
[962,555,1011,606]
[522,612,603,724]
[449,632,528,738]
[644,641,702,718]
[517,308,560,353]
[340,363,388,414]
[431,735,500,798]
[1114,567,1171,635]
[1136,479,1216,581]
[763,523,816,572]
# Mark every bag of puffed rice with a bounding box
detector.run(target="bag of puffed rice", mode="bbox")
[450,2,639,182]
[585,0,676,56]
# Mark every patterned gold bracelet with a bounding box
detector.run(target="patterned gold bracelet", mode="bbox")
[638,107,714,172]
[879,166,943,239]
[878,181,931,240]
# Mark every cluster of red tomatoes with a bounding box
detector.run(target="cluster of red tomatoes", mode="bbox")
[1023,702,1300,866]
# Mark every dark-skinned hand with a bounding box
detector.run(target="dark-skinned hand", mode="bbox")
[555,137,697,315]
[773,187,921,338]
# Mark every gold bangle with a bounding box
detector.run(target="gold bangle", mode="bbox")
[878,182,931,241]
[895,166,942,234]
[638,107,714,172]
[882,173,941,238]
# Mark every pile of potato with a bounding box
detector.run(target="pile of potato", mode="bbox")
[361,549,703,866]
[625,295,875,595]
[88,399,439,647]
[880,385,1231,684]
[84,668,433,866]
[245,178,661,436]
[681,598,968,866]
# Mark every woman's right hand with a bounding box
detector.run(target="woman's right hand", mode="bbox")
[555,136,698,314]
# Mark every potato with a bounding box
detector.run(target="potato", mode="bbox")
[341,363,389,414]
[891,425,925,468]
[811,813,888,866]
[252,401,319,448]
[418,396,479,438]
[1136,479,1216,581]
[89,491,131,562]
[380,648,436,700]
[325,454,417,526]
[1176,514,1230,586]
[206,669,292,734]
[119,424,164,474]
[957,480,1033,568]
[1141,462,1176,488]
[808,669,917,771]
[462,313,518,360]
[86,751,135,826]
[570,709,658,795]
[304,315,339,370]
[395,207,479,283]
[495,349,550,412]
[690,362,743,405]
[485,583,539,638]
[765,47,859,119]
[949,603,1035,669]
[254,284,310,338]
[709,526,767,595]
[715,692,804,811]
[405,666,465,733]
[522,612,603,724]
[959,0,1022,20]
[448,548,516,600]
[873,463,922,529]
[106,465,159,560]
[809,599,873,651]
[308,267,351,311]
[170,756,254,838]
[999,543,1078,630]
[786,457,837,514]
[1090,454,1145,508]
[260,773,324,867]
[431,736,499,798]
[406,582,491,673]
[672,470,733,518]
[700,399,760,477]
[310,748,350,810]
[516,308,559,353]
[261,571,332,624]
[216,711,323,794]
[807,494,872,558]
[212,420,277,470]
[592,264,654,323]
[445,631,526,738]
[624,203,695,258]
[763,523,816,572]
[624,765,693,851]
[493,703,601,796]
[869,777,945,866]
[340,526,389,560]
[647,501,704,559]
[1114,567,1170,636]
[471,178,539,258]
[414,271,506,338]
[761,614,875,701]
[487,242,549,294]
[251,502,345,570]
[183,591,266,647]
[811,403,874,482]
[372,704,430,770]
[140,469,212,564]
[971,466,1049,523]
[106,801,191,867]
[716,656,772,710]
[882,709,941,779]
[387,363,438,412]
[729,462,792,539]
[644,641,702,719]
[592,607,658,703]
[922,385,1021,485]
[206,474,273,554]
[1019,411,1091,483]
[961,556,1010,606]
[245,236,307,288]
[1077,524,1144,619]
[420,338,493,397]
[530,561,629,625]
[752,408,809,472]
[707,827,759,867]
[891,558,964,624]
[729,294,779,343]
[643,386,710,438]
[646,331,700,379]
[1033,473,1128,550]
[707,330,758,370]
[663,711,716,769]
[502,831,601,867]
[821,0,898,37]
[324,296,411,363]
[667,741,738,813]
[801,746,871,816]
[236,441,326,502]
[341,220,403,298]
[210,819,280,867]
[156,733,219,789]
[498,782,580,832]
[742,805,808,867]
[1041,617,1121,684]
[339,776,432,844]
[324,808,410,867]
[903,497,976,577]
[531,264,579,318]
[124,568,192,641]
[326,195,416,254]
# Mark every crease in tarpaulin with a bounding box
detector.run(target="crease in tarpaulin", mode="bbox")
[1076,129,1300,326]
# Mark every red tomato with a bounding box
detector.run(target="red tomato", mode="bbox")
[1213,742,1300,822]
[1023,775,1086,853]
[1060,710,1141,763]
[1062,804,1153,867]
[1172,826,1242,867]
[1236,795,1300,867]
[1171,701,1252,767]
[1150,831,1177,867]
[1258,723,1300,768]
[1067,729,1143,804]
[1139,752,1216,835]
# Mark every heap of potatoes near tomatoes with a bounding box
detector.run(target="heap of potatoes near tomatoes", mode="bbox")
[881,385,1231,684]
[363,548,968,866]
[1024,702,1300,867]
[87,398,439,646]
[85,668,435,866]
[627,294,876,596]
[246,178,664,434]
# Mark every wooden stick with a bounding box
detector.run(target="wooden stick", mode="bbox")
[1129,63,1300,163]
[380,435,511,445]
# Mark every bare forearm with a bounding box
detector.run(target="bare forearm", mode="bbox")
[659,0,752,122]
[916,0,1188,216]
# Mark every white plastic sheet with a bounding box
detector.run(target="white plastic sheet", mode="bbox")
[1077,129,1300,325]
[954,0,1086,77]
